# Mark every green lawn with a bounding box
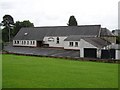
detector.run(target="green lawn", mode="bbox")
[2,54,118,88]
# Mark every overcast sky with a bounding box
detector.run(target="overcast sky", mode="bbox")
[0,0,119,30]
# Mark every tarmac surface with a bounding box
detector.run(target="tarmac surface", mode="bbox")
[4,44,80,58]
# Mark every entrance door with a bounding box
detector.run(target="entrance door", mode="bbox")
[37,41,43,47]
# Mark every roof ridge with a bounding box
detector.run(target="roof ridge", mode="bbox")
[21,25,101,29]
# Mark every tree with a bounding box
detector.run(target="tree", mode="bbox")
[12,20,34,36]
[2,27,9,42]
[2,15,14,26]
[1,15,34,42]
[1,15,14,42]
[67,15,78,26]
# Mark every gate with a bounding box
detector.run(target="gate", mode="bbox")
[101,49,115,59]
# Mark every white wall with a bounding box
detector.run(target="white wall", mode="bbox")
[64,41,80,50]
[79,39,98,58]
[43,36,67,47]
[13,40,37,47]
[116,50,120,60]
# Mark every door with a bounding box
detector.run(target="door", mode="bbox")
[37,41,43,47]
[84,48,97,58]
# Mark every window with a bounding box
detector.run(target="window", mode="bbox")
[27,41,29,45]
[24,33,28,36]
[30,41,35,45]
[17,41,19,44]
[24,41,26,45]
[48,37,54,42]
[14,41,17,44]
[75,42,78,47]
[33,41,35,45]
[31,41,33,45]
[69,42,73,47]
[56,37,59,44]
[22,41,24,45]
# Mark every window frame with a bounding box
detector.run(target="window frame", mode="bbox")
[24,41,26,45]
[22,41,24,45]
[69,42,73,47]
[27,41,29,45]
[33,41,35,45]
[17,41,19,44]
[75,42,78,47]
[56,37,59,44]
[14,40,17,44]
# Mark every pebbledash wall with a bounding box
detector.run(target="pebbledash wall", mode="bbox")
[13,40,37,47]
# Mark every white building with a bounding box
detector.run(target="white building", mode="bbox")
[13,25,119,59]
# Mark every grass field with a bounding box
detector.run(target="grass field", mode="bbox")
[2,54,118,88]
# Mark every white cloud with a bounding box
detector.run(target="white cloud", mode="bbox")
[0,0,119,30]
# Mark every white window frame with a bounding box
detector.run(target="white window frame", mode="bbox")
[69,42,73,47]
[17,41,19,44]
[27,41,29,45]
[32,41,35,45]
[24,41,26,45]
[75,42,78,47]
[14,40,17,44]
[56,37,59,44]
[22,41,24,45]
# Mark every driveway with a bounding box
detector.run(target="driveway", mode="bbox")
[4,44,80,58]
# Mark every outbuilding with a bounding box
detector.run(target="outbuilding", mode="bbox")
[108,44,120,60]
[79,37,111,58]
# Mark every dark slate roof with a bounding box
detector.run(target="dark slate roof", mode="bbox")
[100,28,114,36]
[13,27,50,41]
[46,25,101,36]
[82,37,111,48]
[64,35,95,41]
[65,35,111,48]
[13,25,101,40]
